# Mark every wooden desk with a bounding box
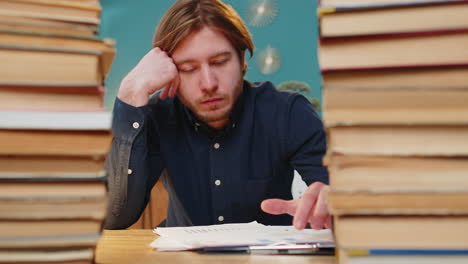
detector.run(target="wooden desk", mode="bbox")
[96,230,337,264]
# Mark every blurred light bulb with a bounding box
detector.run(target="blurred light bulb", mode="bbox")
[257,45,281,75]
[245,0,278,27]
[257,5,265,14]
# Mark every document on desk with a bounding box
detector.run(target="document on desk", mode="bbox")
[150,221,334,252]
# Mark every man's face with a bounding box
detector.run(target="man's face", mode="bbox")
[172,26,244,129]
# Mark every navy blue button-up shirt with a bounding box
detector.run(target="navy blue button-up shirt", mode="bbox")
[104,81,328,229]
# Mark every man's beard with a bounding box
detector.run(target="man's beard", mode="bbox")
[193,99,232,123]
[178,79,243,125]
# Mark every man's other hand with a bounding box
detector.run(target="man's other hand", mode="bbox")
[261,182,332,230]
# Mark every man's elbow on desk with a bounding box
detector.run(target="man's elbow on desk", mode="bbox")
[103,204,143,230]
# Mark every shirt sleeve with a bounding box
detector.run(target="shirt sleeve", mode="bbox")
[104,97,165,229]
[285,94,329,186]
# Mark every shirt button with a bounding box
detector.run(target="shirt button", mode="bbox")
[218,216,224,222]
[128,169,133,175]
[132,122,140,129]
[232,123,236,128]
[213,143,220,149]
[215,179,221,186]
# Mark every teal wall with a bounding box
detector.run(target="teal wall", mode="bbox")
[99,0,322,111]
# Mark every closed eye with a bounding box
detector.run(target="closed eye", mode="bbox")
[211,60,226,65]
[178,66,197,73]
[211,60,227,66]
[210,52,231,66]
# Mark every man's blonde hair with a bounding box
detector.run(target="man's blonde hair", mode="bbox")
[153,0,254,75]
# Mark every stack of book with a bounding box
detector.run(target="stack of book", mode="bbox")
[0,0,114,263]
[318,0,468,263]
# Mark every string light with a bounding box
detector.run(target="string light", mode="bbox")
[245,0,278,27]
[257,45,281,75]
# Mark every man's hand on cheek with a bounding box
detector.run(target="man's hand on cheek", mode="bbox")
[118,47,180,107]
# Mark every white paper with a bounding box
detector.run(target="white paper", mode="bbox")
[150,221,334,251]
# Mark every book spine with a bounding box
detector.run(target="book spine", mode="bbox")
[321,63,468,73]
[319,0,468,12]
[346,248,468,256]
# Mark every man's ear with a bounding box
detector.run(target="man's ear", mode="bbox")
[240,50,247,75]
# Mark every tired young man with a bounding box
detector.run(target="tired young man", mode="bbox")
[105,0,331,230]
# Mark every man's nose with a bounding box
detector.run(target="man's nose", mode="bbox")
[199,65,217,93]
